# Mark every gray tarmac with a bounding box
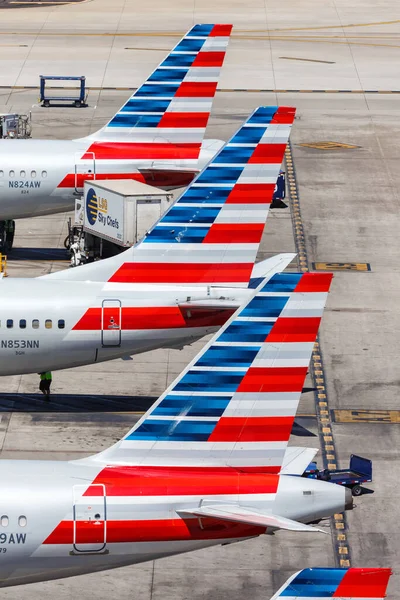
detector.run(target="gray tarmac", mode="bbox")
[0,0,399,598]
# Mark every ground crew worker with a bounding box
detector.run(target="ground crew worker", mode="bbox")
[39,372,52,398]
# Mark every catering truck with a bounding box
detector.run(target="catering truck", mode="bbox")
[68,180,173,266]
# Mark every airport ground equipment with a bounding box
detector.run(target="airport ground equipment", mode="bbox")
[270,170,287,209]
[66,180,173,265]
[0,220,15,253]
[0,253,7,277]
[0,113,31,139]
[39,76,87,108]
[303,454,372,496]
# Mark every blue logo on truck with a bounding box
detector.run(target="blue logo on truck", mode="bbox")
[86,187,98,225]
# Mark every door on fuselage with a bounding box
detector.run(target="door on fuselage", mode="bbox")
[101,299,122,347]
[73,484,106,553]
[74,152,95,193]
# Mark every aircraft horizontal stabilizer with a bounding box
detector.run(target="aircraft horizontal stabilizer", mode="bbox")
[178,504,326,533]
[280,447,319,475]
[249,253,297,286]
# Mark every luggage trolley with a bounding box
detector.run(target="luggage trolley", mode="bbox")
[303,454,372,497]
[40,76,87,108]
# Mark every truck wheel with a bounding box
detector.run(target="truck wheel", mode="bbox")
[352,485,362,497]
[43,100,50,107]
[74,100,82,108]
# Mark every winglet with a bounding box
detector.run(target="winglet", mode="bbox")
[271,568,393,600]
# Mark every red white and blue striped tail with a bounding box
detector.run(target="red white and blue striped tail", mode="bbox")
[78,24,232,164]
[271,568,392,600]
[95,270,332,468]
[105,105,296,285]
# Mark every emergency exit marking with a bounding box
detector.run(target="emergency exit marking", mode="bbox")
[298,141,361,150]
[312,262,371,272]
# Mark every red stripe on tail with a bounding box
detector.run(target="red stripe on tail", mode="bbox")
[295,272,333,292]
[175,82,217,97]
[158,112,209,128]
[237,367,308,393]
[225,183,275,204]
[208,416,294,442]
[248,143,287,164]
[203,223,264,244]
[272,106,296,124]
[333,568,392,598]
[210,24,233,36]
[192,52,226,67]
[266,317,322,343]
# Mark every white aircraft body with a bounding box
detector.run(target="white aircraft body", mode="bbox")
[0,262,357,588]
[0,24,232,224]
[0,105,297,376]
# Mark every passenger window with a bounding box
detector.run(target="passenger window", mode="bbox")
[41,170,47,179]
[32,319,39,329]
[1,516,8,527]
[20,170,26,178]
[19,319,26,329]
[58,319,65,329]
[45,319,52,329]
[6,319,13,329]
[9,170,15,178]
[31,170,36,178]
[18,516,27,527]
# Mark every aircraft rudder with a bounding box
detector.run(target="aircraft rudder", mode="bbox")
[108,105,297,286]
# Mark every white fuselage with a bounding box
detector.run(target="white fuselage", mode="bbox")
[0,278,248,375]
[0,138,220,220]
[0,459,349,588]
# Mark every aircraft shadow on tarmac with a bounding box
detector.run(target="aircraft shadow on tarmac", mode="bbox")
[7,248,69,261]
[0,393,157,413]
[0,393,319,439]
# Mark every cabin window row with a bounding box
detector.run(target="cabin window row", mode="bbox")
[1,516,27,527]
[0,319,65,329]
[0,170,47,179]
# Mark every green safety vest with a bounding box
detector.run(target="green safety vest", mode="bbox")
[40,372,52,381]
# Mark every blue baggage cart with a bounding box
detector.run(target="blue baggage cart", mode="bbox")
[303,454,372,496]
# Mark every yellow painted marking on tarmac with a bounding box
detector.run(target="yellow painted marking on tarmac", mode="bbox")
[340,559,351,568]
[337,534,346,541]
[336,522,345,530]
[313,262,371,271]
[279,56,335,64]
[338,547,349,555]
[237,20,400,32]
[299,141,361,150]
[334,409,400,423]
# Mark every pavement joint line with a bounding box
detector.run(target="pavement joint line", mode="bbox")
[2,85,400,94]
[285,141,351,567]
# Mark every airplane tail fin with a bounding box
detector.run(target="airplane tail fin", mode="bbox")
[91,269,333,468]
[77,24,232,165]
[272,568,392,600]
[48,106,295,285]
